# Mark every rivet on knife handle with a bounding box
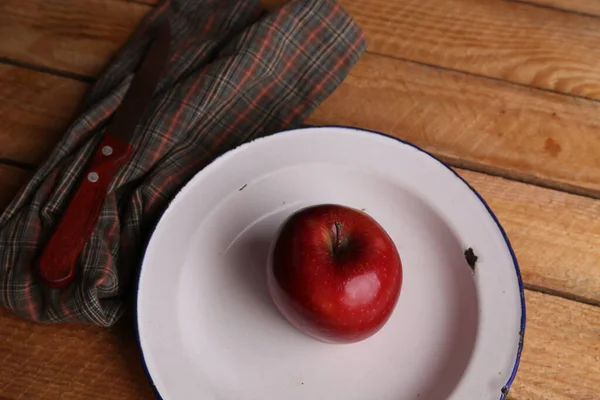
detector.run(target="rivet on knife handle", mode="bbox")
[38,135,132,287]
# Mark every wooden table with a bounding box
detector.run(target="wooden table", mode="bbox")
[1,0,600,398]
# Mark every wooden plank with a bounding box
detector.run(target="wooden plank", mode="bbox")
[525,0,600,16]
[0,0,284,77]
[509,291,600,400]
[0,0,151,77]
[0,165,30,211]
[0,308,154,399]
[339,0,600,100]
[459,170,600,306]
[0,64,87,165]
[0,291,597,399]
[307,53,600,196]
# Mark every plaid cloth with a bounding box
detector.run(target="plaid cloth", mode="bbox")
[0,0,366,326]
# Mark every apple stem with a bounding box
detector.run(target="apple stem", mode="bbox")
[333,221,344,255]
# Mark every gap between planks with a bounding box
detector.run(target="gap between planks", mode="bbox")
[435,154,600,203]
[509,0,600,18]
[0,158,36,171]
[306,52,600,199]
[524,283,600,308]
[4,42,600,113]
[366,50,600,108]
[3,49,600,200]
[0,56,92,84]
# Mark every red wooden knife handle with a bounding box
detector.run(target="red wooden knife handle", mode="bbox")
[38,135,133,288]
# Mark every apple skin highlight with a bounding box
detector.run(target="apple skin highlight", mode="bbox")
[267,204,403,344]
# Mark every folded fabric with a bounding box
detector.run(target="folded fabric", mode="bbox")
[0,0,366,326]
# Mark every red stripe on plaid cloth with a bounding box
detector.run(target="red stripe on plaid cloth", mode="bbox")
[0,0,366,327]
[142,6,291,212]
[283,32,364,126]
[213,4,341,150]
[153,6,288,163]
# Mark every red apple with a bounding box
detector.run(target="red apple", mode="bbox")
[267,204,402,344]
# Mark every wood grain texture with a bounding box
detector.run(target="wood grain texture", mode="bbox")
[0,0,151,77]
[509,291,600,400]
[5,52,600,196]
[339,0,600,100]
[0,0,285,77]
[0,291,597,399]
[459,170,600,306]
[8,0,600,101]
[0,165,30,211]
[0,308,154,400]
[0,64,87,165]
[524,0,600,16]
[307,53,600,196]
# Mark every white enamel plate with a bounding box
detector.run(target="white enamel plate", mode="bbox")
[137,127,525,400]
